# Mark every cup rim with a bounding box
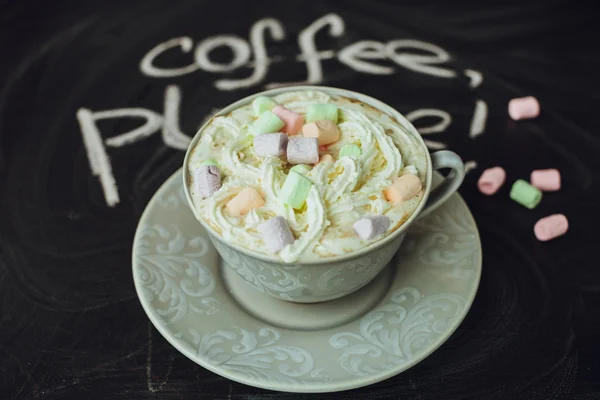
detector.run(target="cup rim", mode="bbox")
[182,85,433,265]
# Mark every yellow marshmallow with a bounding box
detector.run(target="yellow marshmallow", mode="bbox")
[384,174,422,204]
[226,187,265,217]
[302,120,340,145]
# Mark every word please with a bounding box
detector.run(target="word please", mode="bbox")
[140,13,463,91]
[77,85,462,207]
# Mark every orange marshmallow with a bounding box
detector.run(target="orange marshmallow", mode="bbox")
[302,120,340,145]
[225,187,265,217]
[316,154,334,165]
[385,174,422,203]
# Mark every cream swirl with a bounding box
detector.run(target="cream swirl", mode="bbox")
[187,90,426,262]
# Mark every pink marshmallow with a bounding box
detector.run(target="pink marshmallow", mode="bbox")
[477,167,506,195]
[530,169,561,192]
[272,105,304,135]
[508,96,540,120]
[534,214,568,241]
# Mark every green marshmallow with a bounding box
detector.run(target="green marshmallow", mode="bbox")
[340,144,362,158]
[510,179,542,209]
[290,164,311,176]
[307,104,338,123]
[280,171,313,210]
[202,159,218,167]
[252,96,277,115]
[252,111,285,135]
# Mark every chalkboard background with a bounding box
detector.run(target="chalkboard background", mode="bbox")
[1,1,600,399]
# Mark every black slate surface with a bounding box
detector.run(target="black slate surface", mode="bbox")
[1,1,600,399]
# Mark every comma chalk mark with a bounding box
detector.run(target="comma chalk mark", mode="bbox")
[464,69,483,89]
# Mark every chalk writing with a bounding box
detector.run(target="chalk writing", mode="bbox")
[79,13,487,207]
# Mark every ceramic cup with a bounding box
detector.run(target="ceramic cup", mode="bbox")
[183,86,465,303]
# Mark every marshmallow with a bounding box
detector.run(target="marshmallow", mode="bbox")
[202,159,218,167]
[272,105,304,135]
[259,216,295,253]
[530,169,561,192]
[280,171,312,209]
[508,96,540,120]
[225,187,265,216]
[290,164,311,175]
[339,144,362,158]
[306,104,338,123]
[254,133,288,157]
[510,179,542,209]
[252,111,284,135]
[317,154,335,165]
[534,214,568,241]
[478,167,506,195]
[353,215,391,240]
[193,165,221,198]
[302,120,340,145]
[287,137,319,164]
[385,174,422,204]
[252,96,277,115]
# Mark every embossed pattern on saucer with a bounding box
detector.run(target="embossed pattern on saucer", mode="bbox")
[132,169,481,393]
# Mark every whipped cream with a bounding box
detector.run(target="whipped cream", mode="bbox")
[187,90,427,262]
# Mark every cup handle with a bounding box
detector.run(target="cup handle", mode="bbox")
[420,150,465,218]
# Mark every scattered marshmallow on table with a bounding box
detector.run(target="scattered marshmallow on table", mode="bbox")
[302,120,340,145]
[225,187,265,217]
[534,214,568,241]
[280,171,313,209]
[252,96,277,115]
[194,165,221,198]
[306,103,338,123]
[530,169,561,192]
[254,133,288,157]
[287,137,319,164]
[353,215,391,240]
[272,105,304,135]
[252,111,284,135]
[510,179,542,209]
[385,174,422,204]
[478,167,506,195]
[508,96,540,120]
[259,216,295,253]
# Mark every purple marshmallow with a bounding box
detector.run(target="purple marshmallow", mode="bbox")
[194,165,221,198]
[258,216,295,253]
[287,137,319,164]
[254,133,288,157]
[353,215,390,240]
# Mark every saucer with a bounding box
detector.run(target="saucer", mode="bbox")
[132,169,481,393]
